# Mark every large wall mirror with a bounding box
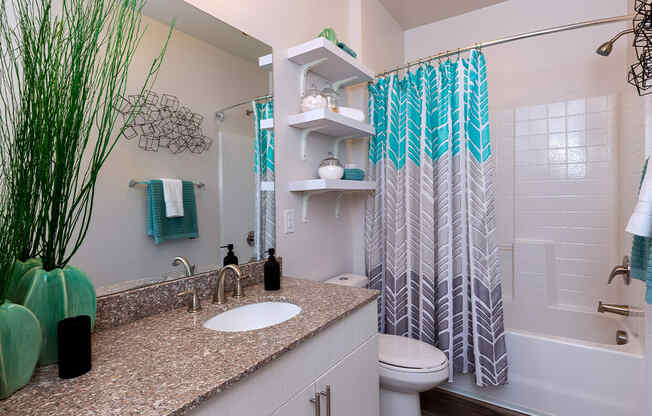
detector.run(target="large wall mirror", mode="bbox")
[73,2,275,296]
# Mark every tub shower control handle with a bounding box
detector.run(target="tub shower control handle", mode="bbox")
[608,256,631,285]
[320,385,332,416]
[310,392,321,416]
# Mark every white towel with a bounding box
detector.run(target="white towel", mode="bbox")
[627,164,652,237]
[161,178,184,218]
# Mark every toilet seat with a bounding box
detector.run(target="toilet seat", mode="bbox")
[379,360,448,374]
[378,334,448,372]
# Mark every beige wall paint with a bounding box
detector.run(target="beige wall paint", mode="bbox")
[405,0,630,109]
[380,0,507,30]
[185,0,403,280]
[72,15,269,287]
[362,0,405,75]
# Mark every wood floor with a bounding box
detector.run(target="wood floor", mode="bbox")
[420,388,527,416]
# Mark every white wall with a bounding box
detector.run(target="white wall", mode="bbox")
[185,0,404,280]
[405,0,646,314]
[72,15,268,287]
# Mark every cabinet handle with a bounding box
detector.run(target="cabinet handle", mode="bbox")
[320,385,332,416]
[310,392,321,416]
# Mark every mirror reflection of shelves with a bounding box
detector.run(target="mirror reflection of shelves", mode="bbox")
[258,53,272,71]
[289,179,376,222]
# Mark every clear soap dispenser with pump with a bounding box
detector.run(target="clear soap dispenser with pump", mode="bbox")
[221,244,239,266]
[264,248,281,291]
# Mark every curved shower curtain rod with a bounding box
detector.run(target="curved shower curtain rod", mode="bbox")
[377,14,635,78]
[215,94,273,121]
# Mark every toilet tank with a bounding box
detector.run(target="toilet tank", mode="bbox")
[324,274,368,288]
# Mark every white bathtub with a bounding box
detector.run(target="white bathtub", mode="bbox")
[440,303,645,416]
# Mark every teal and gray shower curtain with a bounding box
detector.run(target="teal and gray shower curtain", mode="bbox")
[366,50,507,386]
[252,100,275,260]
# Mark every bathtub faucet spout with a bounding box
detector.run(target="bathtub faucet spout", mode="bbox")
[597,301,630,316]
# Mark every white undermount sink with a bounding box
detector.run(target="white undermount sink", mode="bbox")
[203,302,302,332]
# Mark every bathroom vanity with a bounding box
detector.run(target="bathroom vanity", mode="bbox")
[0,278,379,416]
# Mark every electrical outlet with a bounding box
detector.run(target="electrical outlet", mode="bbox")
[284,209,296,234]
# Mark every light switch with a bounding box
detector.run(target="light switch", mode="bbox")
[284,209,296,234]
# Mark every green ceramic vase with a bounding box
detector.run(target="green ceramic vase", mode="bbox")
[0,301,42,399]
[4,258,42,298]
[6,263,96,366]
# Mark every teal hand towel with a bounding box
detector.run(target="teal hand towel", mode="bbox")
[629,158,652,303]
[342,168,365,181]
[147,180,199,244]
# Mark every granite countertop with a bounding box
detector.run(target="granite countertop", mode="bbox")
[1,277,378,416]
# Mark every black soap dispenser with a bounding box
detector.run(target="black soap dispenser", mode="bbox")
[221,244,239,266]
[264,248,281,291]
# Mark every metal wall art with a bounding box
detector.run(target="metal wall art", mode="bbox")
[116,91,212,154]
[629,0,652,96]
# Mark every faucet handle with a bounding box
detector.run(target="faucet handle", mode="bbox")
[177,287,202,313]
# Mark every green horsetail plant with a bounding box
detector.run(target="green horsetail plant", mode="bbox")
[0,0,172,277]
[0,192,16,300]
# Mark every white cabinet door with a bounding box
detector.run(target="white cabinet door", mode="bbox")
[316,335,379,416]
[272,383,318,416]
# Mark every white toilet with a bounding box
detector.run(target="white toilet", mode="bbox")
[325,275,449,416]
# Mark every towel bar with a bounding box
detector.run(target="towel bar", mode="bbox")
[128,179,205,189]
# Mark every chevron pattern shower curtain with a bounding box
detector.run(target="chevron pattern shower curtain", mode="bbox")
[253,100,275,260]
[366,50,507,386]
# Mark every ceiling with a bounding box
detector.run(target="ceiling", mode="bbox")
[142,2,271,64]
[379,0,508,30]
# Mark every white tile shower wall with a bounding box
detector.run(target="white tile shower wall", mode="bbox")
[513,240,556,306]
[501,95,621,311]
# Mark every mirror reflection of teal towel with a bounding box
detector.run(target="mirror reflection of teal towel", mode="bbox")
[147,180,198,244]
[630,158,652,304]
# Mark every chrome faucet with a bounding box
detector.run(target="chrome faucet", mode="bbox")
[172,256,195,277]
[213,264,244,304]
[597,301,631,317]
[608,256,631,285]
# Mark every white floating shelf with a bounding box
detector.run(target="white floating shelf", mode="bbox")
[288,109,375,160]
[288,109,374,136]
[259,54,272,71]
[289,179,376,222]
[288,38,373,85]
[260,118,274,130]
[289,179,376,192]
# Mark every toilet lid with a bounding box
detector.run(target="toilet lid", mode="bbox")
[378,334,447,370]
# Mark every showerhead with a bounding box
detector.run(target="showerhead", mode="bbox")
[596,41,614,56]
[596,28,635,57]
